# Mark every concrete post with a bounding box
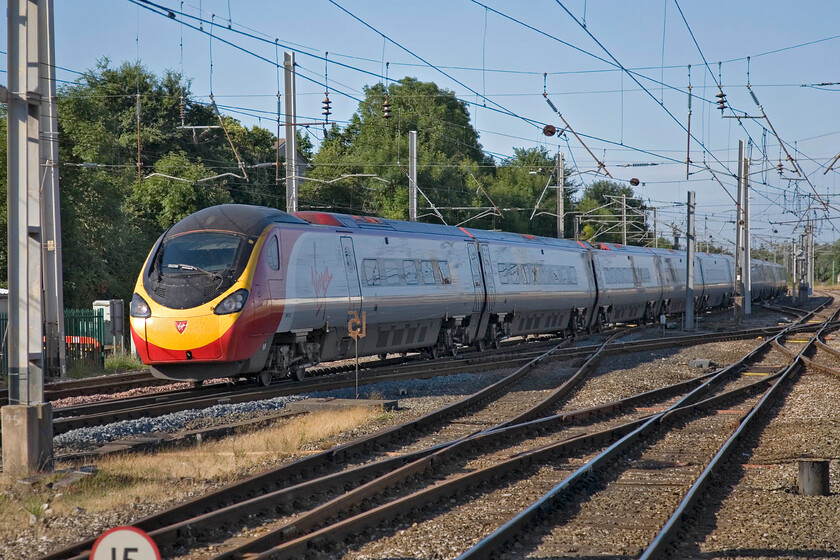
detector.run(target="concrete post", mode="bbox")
[3,0,53,475]
[621,194,627,245]
[409,130,417,221]
[556,152,564,239]
[38,0,65,378]
[743,156,752,316]
[684,191,696,331]
[798,460,829,496]
[283,51,298,212]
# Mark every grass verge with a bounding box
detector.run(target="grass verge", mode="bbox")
[0,405,387,539]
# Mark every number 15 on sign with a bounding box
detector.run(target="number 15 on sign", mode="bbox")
[91,527,161,560]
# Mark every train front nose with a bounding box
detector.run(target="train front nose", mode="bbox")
[144,312,224,362]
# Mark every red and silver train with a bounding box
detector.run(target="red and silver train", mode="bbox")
[129,204,787,385]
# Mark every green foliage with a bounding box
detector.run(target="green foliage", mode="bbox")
[481,146,577,236]
[105,352,145,373]
[127,151,232,229]
[305,78,490,223]
[53,60,281,307]
[576,180,649,244]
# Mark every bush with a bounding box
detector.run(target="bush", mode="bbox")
[104,352,145,373]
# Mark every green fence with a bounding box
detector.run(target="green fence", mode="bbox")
[0,308,106,377]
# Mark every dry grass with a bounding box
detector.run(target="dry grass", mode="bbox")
[0,406,384,537]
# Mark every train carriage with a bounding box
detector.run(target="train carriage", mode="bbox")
[696,253,736,309]
[590,243,663,325]
[130,204,790,385]
[463,230,597,339]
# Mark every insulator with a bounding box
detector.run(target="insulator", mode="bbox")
[383,96,391,119]
[322,93,331,118]
[179,99,186,121]
[715,91,726,111]
[778,162,784,174]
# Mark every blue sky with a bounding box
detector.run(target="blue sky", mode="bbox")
[10,1,840,246]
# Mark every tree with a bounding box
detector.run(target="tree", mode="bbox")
[482,146,577,236]
[54,60,281,306]
[127,151,232,230]
[305,78,492,223]
[575,180,649,245]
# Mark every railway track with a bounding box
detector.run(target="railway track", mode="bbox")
[47,320,801,438]
[37,301,828,560]
[206,310,819,560]
[452,298,837,560]
[0,370,165,407]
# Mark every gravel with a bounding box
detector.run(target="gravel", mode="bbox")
[6,300,833,560]
[53,372,506,453]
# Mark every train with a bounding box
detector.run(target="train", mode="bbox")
[129,204,788,385]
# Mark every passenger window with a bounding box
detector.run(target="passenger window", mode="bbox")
[569,267,578,285]
[498,263,508,284]
[363,259,380,286]
[421,260,435,284]
[266,236,280,271]
[508,264,520,284]
[438,261,451,284]
[404,260,418,285]
[384,259,401,286]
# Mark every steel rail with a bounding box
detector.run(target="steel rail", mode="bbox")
[237,351,787,559]
[48,324,790,434]
[37,304,823,559]
[639,299,839,559]
[455,298,833,560]
[39,337,575,560]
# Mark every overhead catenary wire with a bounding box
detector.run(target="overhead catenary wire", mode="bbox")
[110,0,832,243]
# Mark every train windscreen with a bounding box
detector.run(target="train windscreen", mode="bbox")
[144,231,256,309]
[160,232,243,273]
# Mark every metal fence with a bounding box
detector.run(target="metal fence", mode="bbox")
[0,308,106,377]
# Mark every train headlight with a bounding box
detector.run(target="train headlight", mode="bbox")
[130,293,151,318]
[214,288,249,315]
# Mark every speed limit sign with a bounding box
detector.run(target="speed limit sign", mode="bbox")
[90,526,161,560]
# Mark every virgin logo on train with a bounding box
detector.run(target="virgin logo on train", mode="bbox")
[311,243,333,318]
[175,320,188,334]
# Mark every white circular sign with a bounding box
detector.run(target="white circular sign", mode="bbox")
[90,526,161,560]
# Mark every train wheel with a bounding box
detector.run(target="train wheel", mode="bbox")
[256,370,272,387]
[474,339,486,352]
[378,353,388,361]
[491,338,501,350]
[450,345,459,357]
[428,346,440,360]
[293,367,307,382]
[192,380,204,389]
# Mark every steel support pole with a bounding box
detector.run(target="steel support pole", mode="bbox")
[734,140,745,321]
[653,207,657,248]
[3,0,53,475]
[808,221,814,294]
[283,51,298,213]
[409,130,417,221]
[621,194,627,245]
[556,152,564,239]
[38,0,65,377]
[743,156,751,316]
[684,191,696,331]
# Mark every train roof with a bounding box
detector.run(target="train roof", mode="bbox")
[169,204,307,237]
[293,211,592,251]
